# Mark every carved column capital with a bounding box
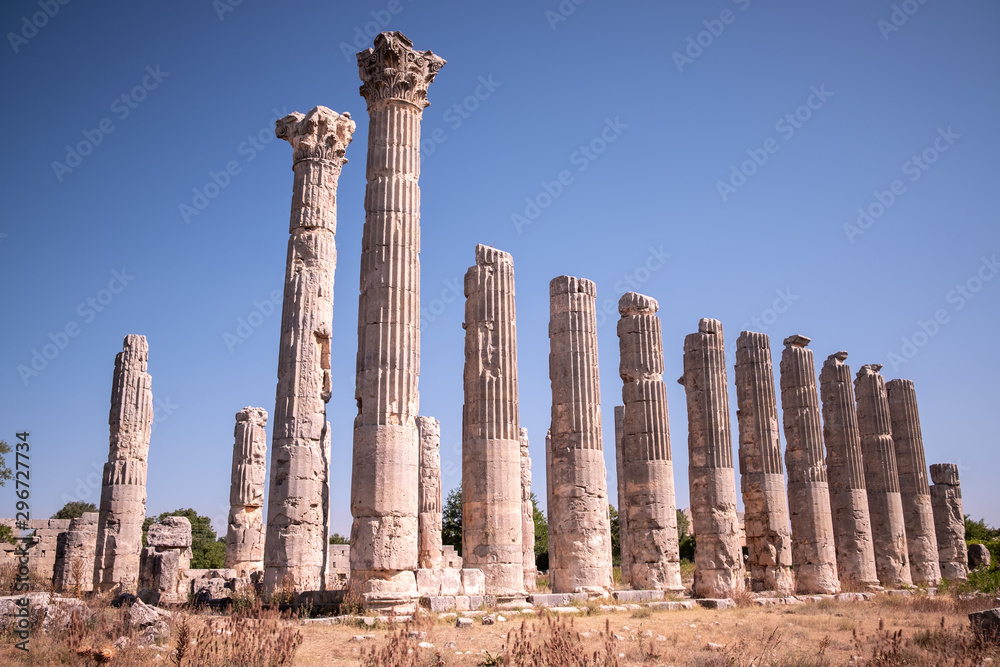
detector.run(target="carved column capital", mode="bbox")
[275,106,355,164]
[357,31,446,109]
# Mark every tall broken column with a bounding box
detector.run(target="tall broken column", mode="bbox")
[780,335,840,594]
[614,405,632,583]
[265,107,354,594]
[93,334,154,593]
[854,364,912,588]
[54,512,98,593]
[520,428,537,592]
[616,292,682,592]
[350,32,445,609]
[678,318,745,598]
[929,463,968,582]
[733,331,794,594]
[417,416,443,570]
[226,407,267,576]
[462,244,523,597]
[886,379,941,586]
[547,276,613,595]
[818,352,879,590]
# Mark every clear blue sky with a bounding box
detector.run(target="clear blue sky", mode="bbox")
[2,1,997,538]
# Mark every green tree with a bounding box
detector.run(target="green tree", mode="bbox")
[531,493,547,557]
[329,533,350,545]
[144,508,225,569]
[965,515,1000,543]
[52,501,98,520]
[0,440,12,486]
[442,487,462,556]
[609,504,621,566]
[678,508,695,562]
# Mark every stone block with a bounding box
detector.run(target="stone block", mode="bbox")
[612,590,665,603]
[416,569,442,596]
[461,568,485,595]
[528,592,587,607]
[696,598,735,609]
[420,596,456,613]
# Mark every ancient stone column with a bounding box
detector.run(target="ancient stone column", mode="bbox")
[547,276,613,595]
[929,463,968,582]
[818,352,880,590]
[616,293,682,592]
[350,32,445,610]
[138,516,192,605]
[226,407,267,576]
[854,364,912,587]
[614,405,633,584]
[520,428,537,592]
[462,244,523,597]
[54,512,98,593]
[780,335,840,594]
[265,107,354,594]
[886,379,941,586]
[417,416,443,570]
[734,331,794,594]
[678,318,745,598]
[93,334,153,593]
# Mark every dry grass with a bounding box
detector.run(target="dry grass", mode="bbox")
[3,590,999,665]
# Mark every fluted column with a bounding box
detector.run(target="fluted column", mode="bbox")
[780,335,840,594]
[855,364,912,587]
[678,318,745,598]
[350,32,445,609]
[417,416,443,569]
[462,245,523,596]
[520,428,537,592]
[617,293,682,591]
[734,331,794,594]
[614,405,632,583]
[93,334,153,593]
[547,276,613,595]
[819,352,879,590]
[265,107,354,594]
[929,463,968,582]
[55,512,98,593]
[226,407,267,576]
[886,379,941,586]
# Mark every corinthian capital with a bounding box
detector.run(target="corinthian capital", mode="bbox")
[357,31,446,109]
[275,106,356,163]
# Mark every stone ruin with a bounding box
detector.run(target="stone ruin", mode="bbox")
[12,31,978,613]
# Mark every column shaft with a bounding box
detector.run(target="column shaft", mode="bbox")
[929,463,968,582]
[417,416,443,569]
[227,407,267,576]
[520,428,537,592]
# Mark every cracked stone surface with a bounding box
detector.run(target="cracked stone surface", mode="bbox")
[929,463,968,582]
[54,513,98,593]
[94,334,153,593]
[521,428,537,592]
[226,407,267,576]
[417,416,443,570]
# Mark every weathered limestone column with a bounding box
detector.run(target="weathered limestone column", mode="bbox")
[547,276,613,594]
[734,331,794,594]
[417,416,443,570]
[226,407,267,576]
[929,463,968,582]
[350,32,445,609]
[616,293,682,592]
[818,352,879,590]
[678,318,745,598]
[93,334,153,593]
[138,517,192,605]
[462,244,523,596]
[614,405,633,583]
[855,364,912,587]
[265,107,355,594]
[54,512,98,592]
[780,335,840,594]
[886,379,941,586]
[520,428,537,592]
